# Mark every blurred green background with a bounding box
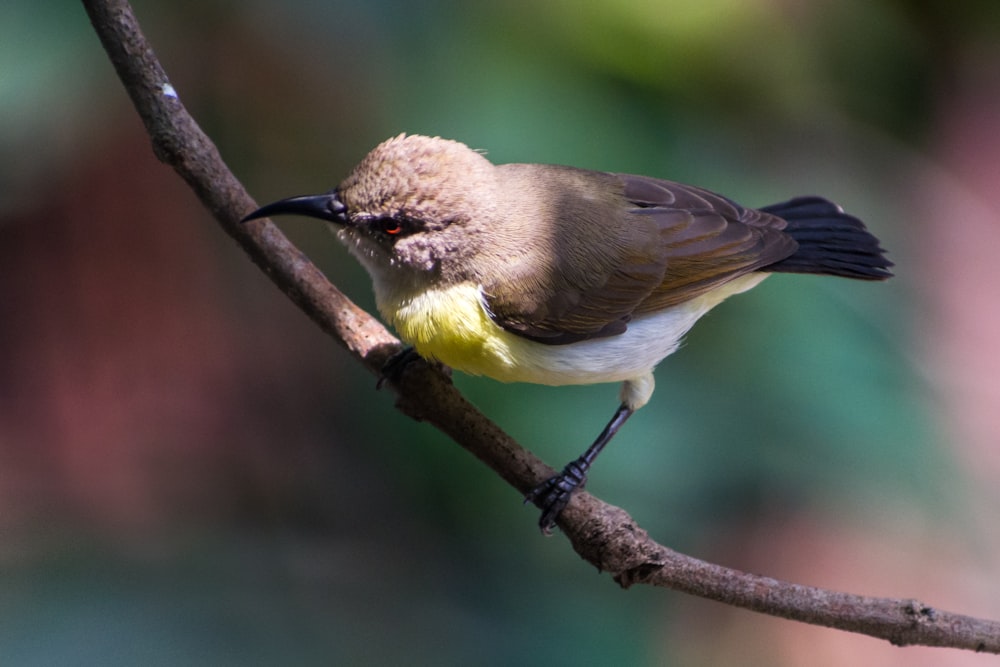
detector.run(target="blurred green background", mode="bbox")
[3,1,1000,664]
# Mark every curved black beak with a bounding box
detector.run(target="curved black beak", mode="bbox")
[241,192,348,225]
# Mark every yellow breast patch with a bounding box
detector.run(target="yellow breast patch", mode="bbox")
[383,282,519,379]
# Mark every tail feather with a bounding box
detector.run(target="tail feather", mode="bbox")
[760,196,893,280]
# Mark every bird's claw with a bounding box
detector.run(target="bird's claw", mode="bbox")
[376,346,420,390]
[524,460,588,534]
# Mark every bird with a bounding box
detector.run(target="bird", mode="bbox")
[243,133,892,533]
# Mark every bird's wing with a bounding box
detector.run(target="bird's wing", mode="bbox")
[483,173,798,345]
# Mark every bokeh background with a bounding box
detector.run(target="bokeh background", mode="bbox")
[3,1,1000,664]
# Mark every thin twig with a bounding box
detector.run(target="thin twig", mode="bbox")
[81,0,1000,653]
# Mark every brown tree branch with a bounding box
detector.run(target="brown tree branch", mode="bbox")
[81,0,1000,653]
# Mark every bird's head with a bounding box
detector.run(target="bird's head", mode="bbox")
[243,134,499,286]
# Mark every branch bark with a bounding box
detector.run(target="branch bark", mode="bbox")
[81,0,1000,653]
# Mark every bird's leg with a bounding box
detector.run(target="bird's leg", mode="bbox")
[525,403,634,534]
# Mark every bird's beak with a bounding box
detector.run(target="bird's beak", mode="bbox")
[241,192,348,225]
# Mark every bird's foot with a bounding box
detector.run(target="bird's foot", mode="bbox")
[376,346,420,390]
[376,346,452,390]
[524,459,588,535]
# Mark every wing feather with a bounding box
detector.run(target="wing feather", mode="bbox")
[484,170,797,344]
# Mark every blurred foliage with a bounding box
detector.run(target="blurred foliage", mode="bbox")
[1,0,997,664]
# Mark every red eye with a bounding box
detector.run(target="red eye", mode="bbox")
[377,218,402,235]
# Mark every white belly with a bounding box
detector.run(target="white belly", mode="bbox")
[500,273,767,385]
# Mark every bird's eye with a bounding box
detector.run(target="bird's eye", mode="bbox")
[375,217,404,236]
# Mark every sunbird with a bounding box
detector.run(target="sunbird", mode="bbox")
[244,134,892,532]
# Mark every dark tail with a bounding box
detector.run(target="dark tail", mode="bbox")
[761,196,893,280]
